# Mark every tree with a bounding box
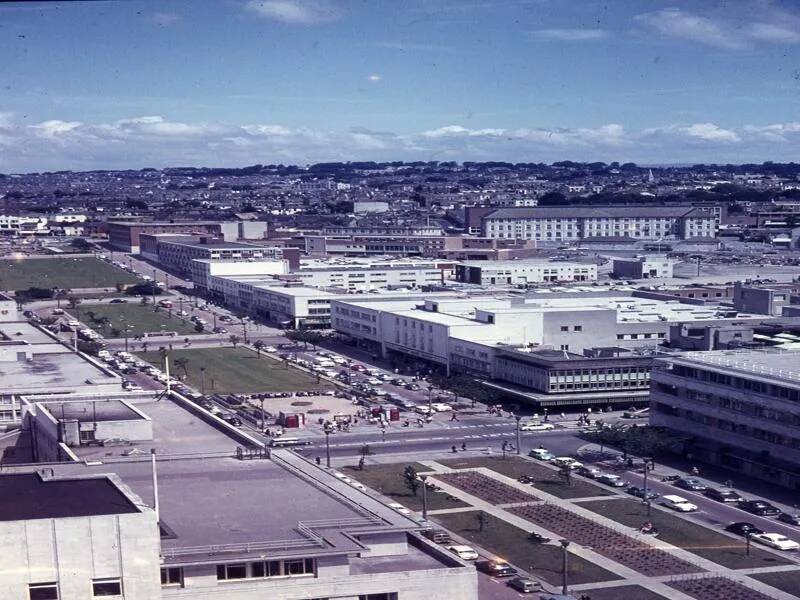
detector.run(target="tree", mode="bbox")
[67,296,81,309]
[229,334,241,347]
[403,465,420,497]
[141,341,149,353]
[54,289,68,308]
[125,282,163,297]
[358,444,373,470]
[174,357,189,378]
[559,464,573,487]
[476,512,487,532]
[253,340,265,357]
[194,322,205,333]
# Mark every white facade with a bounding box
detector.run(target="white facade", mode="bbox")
[456,261,597,285]
[287,266,444,291]
[191,259,289,291]
[0,214,48,234]
[612,256,674,279]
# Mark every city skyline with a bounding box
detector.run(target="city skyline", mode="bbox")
[1,0,800,171]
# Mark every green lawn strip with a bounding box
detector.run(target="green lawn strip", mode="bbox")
[0,257,139,289]
[439,456,613,499]
[579,498,791,570]
[344,462,468,511]
[139,347,333,394]
[77,304,198,337]
[749,570,800,598]
[433,510,620,586]
[573,585,671,600]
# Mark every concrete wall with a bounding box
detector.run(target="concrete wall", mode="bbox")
[0,511,160,600]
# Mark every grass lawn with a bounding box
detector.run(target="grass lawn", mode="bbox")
[344,462,469,512]
[76,303,198,337]
[749,570,800,598]
[579,498,791,570]
[440,456,613,499]
[434,511,620,586]
[574,585,670,600]
[139,346,333,394]
[0,257,139,290]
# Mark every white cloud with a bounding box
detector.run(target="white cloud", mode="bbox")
[3,113,800,171]
[368,74,382,82]
[152,12,181,26]
[634,8,748,50]
[634,7,800,50]
[29,120,83,138]
[244,0,340,24]
[532,29,608,41]
[746,22,800,44]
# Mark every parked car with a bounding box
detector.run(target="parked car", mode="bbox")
[576,466,602,479]
[627,486,659,501]
[507,577,542,594]
[598,474,626,487]
[528,448,554,461]
[476,560,517,577]
[660,495,698,512]
[423,529,451,544]
[739,500,781,517]
[550,457,582,470]
[751,533,800,551]
[778,513,800,526]
[520,422,555,432]
[109,299,128,304]
[725,522,764,537]
[704,488,743,504]
[447,545,479,561]
[387,502,411,516]
[673,478,707,492]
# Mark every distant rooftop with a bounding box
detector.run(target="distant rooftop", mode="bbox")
[0,473,140,521]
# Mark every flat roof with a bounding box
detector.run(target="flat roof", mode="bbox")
[40,399,142,423]
[666,348,800,385]
[0,321,60,345]
[458,260,592,268]
[0,353,120,393]
[0,473,140,521]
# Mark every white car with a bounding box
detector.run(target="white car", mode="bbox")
[264,346,277,353]
[415,406,433,415]
[447,545,479,561]
[387,502,411,515]
[350,481,367,492]
[431,403,452,412]
[551,457,583,470]
[660,495,698,512]
[520,422,555,432]
[366,378,381,385]
[67,320,81,327]
[752,533,800,551]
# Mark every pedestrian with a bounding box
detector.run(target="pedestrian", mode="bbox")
[691,466,700,476]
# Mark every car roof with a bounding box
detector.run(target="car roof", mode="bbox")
[450,544,473,551]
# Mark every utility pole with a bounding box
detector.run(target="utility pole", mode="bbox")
[152,268,157,310]
[515,414,522,455]
[421,474,429,520]
[200,367,206,395]
[560,539,570,595]
[324,422,334,468]
[643,458,652,516]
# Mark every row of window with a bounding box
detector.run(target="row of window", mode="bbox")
[217,558,316,581]
[29,579,121,600]
[670,364,800,402]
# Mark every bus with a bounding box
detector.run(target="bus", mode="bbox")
[268,437,313,448]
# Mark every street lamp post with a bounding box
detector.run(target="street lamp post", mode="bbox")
[643,457,652,516]
[515,415,522,455]
[324,422,334,468]
[200,367,206,396]
[152,269,157,310]
[560,539,570,595]
[745,531,752,557]
[427,385,433,415]
[259,396,265,431]
[421,474,429,521]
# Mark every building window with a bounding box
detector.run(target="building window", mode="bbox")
[560,326,569,332]
[251,560,282,578]
[29,583,59,600]
[160,568,183,587]
[574,326,582,332]
[92,579,122,597]
[217,563,248,580]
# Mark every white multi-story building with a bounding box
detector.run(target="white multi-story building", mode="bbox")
[455,260,597,285]
[482,206,717,242]
[0,214,48,235]
[651,348,800,490]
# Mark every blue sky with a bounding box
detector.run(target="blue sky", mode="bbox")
[0,0,799,170]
